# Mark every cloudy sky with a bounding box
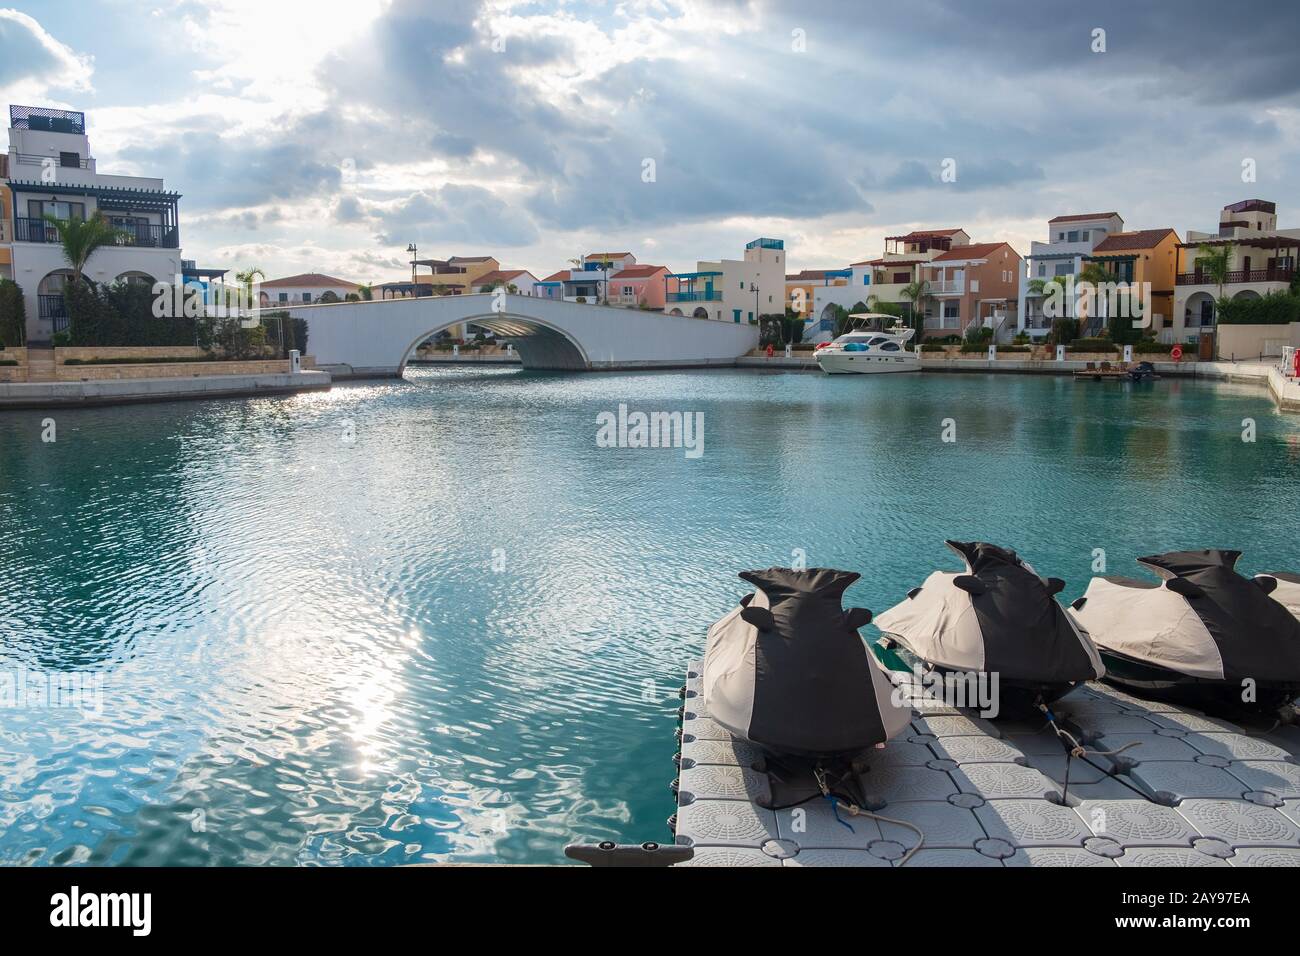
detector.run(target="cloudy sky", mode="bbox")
[4,0,1299,284]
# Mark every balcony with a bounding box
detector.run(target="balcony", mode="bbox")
[666,290,724,302]
[15,217,179,249]
[927,279,966,294]
[1175,268,1294,286]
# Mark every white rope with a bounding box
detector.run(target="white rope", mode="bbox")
[836,802,925,867]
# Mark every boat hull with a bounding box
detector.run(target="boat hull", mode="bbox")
[816,352,920,374]
[1099,649,1300,713]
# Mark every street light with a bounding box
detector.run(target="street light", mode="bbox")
[407,243,418,297]
[749,280,776,345]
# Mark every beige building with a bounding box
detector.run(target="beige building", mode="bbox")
[1171,199,1299,345]
[666,237,786,325]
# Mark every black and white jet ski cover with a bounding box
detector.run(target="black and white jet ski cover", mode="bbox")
[702,568,911,758]
[1069,550,1300,700]
[875,541,1104,705]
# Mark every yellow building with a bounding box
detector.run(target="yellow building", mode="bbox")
[0,154,12,282]
[1083,228,1180,337]
[784,268,850,317]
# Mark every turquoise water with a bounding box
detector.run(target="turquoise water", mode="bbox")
[1,367,1297,865]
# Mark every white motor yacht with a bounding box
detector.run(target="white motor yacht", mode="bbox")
[814,315,920,374]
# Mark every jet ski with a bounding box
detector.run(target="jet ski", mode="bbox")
[1128,360,1160,382]
[702,567,911,761]
[1265,571,1300,619]
[1068,550,1300,715]
[875,541,1105,717]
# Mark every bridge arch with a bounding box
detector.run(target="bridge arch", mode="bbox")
[395,311,591,374]
[273,292,758,378]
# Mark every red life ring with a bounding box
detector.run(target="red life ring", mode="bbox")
[816,341,833,350]
[1293,350,1300,378]
[766,344,774,358]
[1171,345,1183,361]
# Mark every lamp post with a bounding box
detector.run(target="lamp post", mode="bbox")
[407,243,418,297]
[750,280,776,345]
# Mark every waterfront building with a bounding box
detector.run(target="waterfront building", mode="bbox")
[555,252,638,303]
[608,263,671,309]
[665,237,785,324]
[261,272,362,305]
[1017,213,1124,337]
[534,270,566,300]
[471,268,540,294]
[4,104,186,343]
[918,241,1022,340]
[1082,228,1179,338]
[801,229,972,342]
[0,154,11,283]
[785,268,850,318]
[1170,200,1300,345]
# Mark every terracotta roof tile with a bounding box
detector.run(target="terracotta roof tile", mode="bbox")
[1090,229,1177,252]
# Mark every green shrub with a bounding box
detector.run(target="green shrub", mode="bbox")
[997,344,1032,352]
[1048,318,1079,345]
[0,279,26,347]
[1067,338,1119,352]
[920,343,949,353]
[0,359,17,366]
[1132,340,1182,354]
[1217,291,1300,325]
[63,356,231,366]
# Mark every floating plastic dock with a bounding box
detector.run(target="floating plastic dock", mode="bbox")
[672,663,1300,866]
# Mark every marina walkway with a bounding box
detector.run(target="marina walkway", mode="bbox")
[673,663,1300,866]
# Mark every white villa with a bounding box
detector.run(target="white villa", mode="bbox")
[1016,212,1124,338]
[1169,199,1300,343]
[665,237,786,325]
[261,272,362,305]
[1,105,190,343]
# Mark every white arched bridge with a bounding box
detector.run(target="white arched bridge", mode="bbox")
[271,294,760,378]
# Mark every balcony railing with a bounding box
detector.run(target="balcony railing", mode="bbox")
[10,105,86,134]
[1176,268,1295,286]
[666,290,724,302]
[38,294,68,331]
[15,217,179,249]
[927,280,965,294]
[0,220,9,242]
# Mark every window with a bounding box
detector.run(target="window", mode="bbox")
[59,151,80,168]
[1038,264,1047,277]
[969,279,979,293]
[881,342,900,352]
[622,285,633,296]
[1080,230,1090,241]
[302,292,312,303]
[278,292,288,303]
[732,309,741,323]
[943,301,960,319]
[1067,231,1079,242]
[893,272,909,284]
[1055,263,1071,276]
[28,199,86,221]
[1058,232,1065,241]
[863,275,870,285]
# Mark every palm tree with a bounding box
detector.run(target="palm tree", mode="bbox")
[1196,242,1234,317]
[44,211,128,283]
[901,280,930,336]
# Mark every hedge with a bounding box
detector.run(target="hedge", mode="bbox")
[62,356,237,366]
[1217,291,1300,325]
[0,279,25,347]
[1066,338,1119,352]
